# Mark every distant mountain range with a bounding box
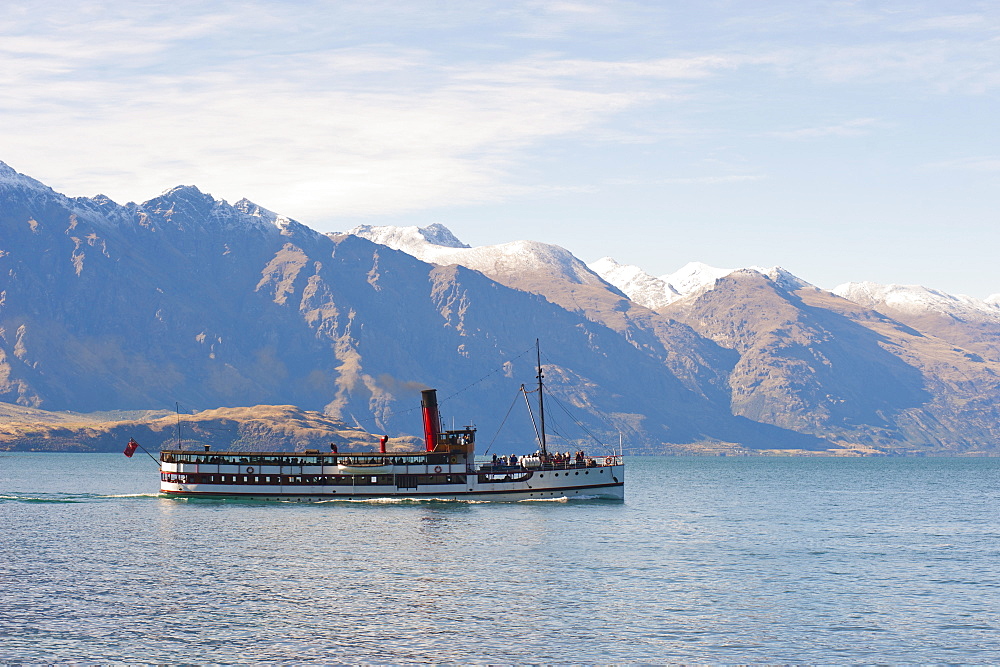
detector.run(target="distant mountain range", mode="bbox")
[3,160,1000,455]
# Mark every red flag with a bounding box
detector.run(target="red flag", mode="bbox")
[123,438,139,458]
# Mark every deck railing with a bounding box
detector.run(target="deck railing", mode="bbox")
[479,455,621,472]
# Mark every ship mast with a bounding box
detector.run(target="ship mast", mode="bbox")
[536,339,548,459]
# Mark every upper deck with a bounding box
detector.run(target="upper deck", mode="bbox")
[160,426,477,467]
[160,450,463,467]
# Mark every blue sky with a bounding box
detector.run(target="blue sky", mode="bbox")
[2,1,998,295]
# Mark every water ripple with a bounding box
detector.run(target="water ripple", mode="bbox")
[3,454,1000,663]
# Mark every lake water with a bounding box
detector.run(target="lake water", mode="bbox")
[2,453,999,663]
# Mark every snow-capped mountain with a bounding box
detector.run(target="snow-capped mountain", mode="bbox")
[0,162,744,453]
[831,281,1000,362]
[586,257,684,310]
[833,281,1000,322]
[0,161,49,191]
[5,159,1000,455]
[347,224,619,293]
[588,256,808,311]
[142,185,300,236]
[347,224,810,312]
[348,223,469,249]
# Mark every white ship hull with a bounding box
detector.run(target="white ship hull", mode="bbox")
[160,457,624,502]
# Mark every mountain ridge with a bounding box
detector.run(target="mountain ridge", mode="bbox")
[3,162,1000,454]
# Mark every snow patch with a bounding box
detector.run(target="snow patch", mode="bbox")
[349,223,469,250]
[747,265,810,292]
[590,258,812,310]
[0,161,53,192]
[588,257,681,310]
[833,281,1000,322]
[662,261,735,297]
[589,258,735,309]
[349,224,607,287]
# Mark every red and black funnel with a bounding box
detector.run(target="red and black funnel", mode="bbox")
[421,389,440,452]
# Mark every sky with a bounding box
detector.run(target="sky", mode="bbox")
[1,1,998,296]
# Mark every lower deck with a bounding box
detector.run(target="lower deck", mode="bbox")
[160,459,624,501]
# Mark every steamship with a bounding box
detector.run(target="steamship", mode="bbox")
[159,349,625,501]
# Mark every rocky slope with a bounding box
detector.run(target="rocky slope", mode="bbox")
[347,223,1000,454]
[4,160,1000,454]
[2,161,792,454]
[661,272,1000,452]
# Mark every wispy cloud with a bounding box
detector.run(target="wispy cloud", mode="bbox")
[765,118,880,140]
[0,1,765,220]
[607,173,765,186]
[892,13,989,33]
[659,174,765,185]
[460,54,768,84]
[0,42,660,216]
[792,39,1000,94]
[922,156,1000,172]
[1,0,999,229]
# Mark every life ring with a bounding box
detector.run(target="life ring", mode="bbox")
[434,466,442,473]
[605,457,615,467]
[246,466,255,474]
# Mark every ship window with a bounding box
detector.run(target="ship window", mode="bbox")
[371,477,377,483]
